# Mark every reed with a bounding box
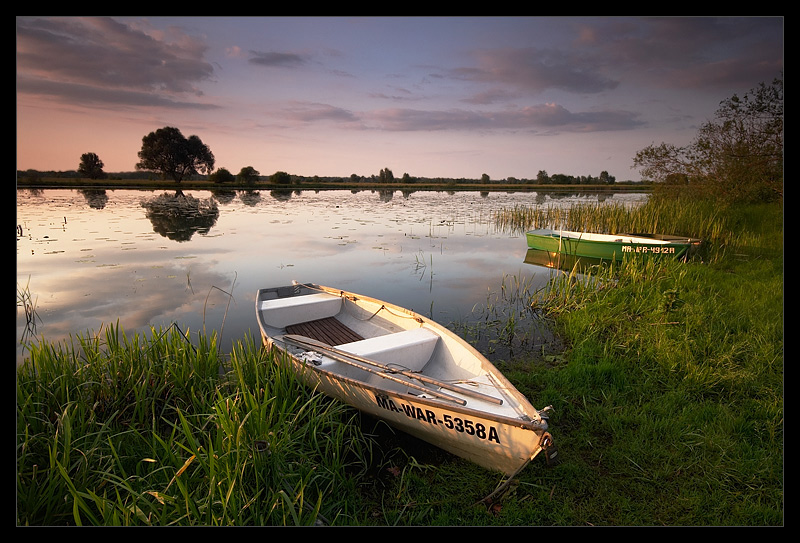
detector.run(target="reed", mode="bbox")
[493,195,782,263]
[448,273,561,360]
[16,278,40,344]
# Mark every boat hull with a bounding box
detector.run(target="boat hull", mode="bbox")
[269,346,551,475]
[526,229,695,261]
[256,283,554,476]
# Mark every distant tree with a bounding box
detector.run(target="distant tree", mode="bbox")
[599,171,616,184]
[551,173,571,185]
[78,152,107,179]
[379,168,394,183]
[480,173,490,184]
[270,171,291,185]
[136,126,215,183]
[209,167,235,183]
[237,166,260,184]
[536,170,550,184]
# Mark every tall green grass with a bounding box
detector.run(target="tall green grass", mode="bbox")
[525,253,783,525]
[16,324,377,526]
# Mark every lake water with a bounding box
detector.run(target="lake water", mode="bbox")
[16,187,647,364]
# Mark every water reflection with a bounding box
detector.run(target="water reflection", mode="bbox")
[78,188,109,209]
[523,248,610,273]
[141,191,220,241]
[210,189,237,205]
[17,188,647,364]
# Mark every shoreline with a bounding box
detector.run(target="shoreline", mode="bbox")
[17,178,652,193]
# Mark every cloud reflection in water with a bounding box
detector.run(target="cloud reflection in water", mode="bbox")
[17,188,646,363]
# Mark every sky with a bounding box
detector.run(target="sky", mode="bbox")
[16,16,784,182]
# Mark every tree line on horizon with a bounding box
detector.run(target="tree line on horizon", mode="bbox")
[17,163,633,187]
[17,74,782,204]
[20,123,628,187]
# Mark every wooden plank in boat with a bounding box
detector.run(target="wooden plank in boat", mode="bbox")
[286,317,364,346]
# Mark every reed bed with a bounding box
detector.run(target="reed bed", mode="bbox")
[493,196,780,263]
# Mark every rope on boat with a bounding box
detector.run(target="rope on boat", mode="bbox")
[476,431,558,506]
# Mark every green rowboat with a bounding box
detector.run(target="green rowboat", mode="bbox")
[525,229,701,261]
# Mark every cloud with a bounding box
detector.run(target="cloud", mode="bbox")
[454,47,620,95]
[460,88,520,106]
[268,98,641,134]
[361,103,642,133]
[225,45,246,59]
[17,75,220,110]
[570,17,784,90]
[442,17,782,98]
[16,16,215,107]
[281,102,359,124]
[248,50,310,68]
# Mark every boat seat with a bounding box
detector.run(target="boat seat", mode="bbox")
[260,293,342,328]
[338,328,439,372]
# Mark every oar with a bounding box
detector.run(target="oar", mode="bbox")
[283,333,503,405]
[282,334,466,405]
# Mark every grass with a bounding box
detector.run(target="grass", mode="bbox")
[16,325,378,526]
[527,256,783,525]
[16,195,783,526]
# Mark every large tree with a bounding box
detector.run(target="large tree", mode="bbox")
[634,75,783,203]
[136,127,215,183]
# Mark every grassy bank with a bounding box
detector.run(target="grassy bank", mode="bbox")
[16,196,783,526]
[16,329,378,526]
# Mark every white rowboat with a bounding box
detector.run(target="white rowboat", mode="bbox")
[255,282,557,476]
